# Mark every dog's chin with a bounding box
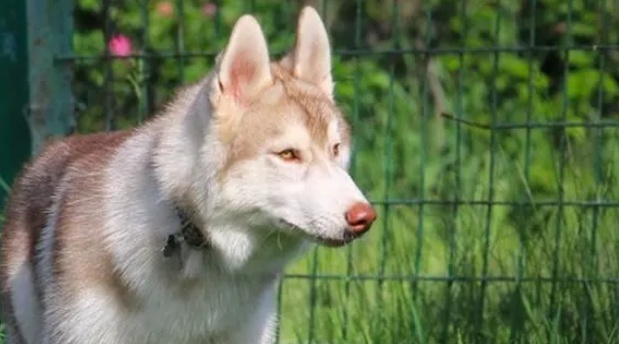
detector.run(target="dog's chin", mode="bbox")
[276,219,355,248]
[312,235,353,247]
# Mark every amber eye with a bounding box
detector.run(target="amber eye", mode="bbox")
[277,149,300,162]
[332,143,341,157]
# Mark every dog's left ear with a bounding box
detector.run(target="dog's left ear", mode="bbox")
[214,15,272,106]
[282,6,333,97]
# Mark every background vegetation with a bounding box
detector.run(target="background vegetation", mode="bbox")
[3,0,619,343]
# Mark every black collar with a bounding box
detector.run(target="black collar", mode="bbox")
[162,206,210,258]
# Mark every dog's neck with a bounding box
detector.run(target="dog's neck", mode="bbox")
[166,195,307,276]
[200,218,309,275]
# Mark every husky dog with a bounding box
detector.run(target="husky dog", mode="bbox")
[0,6,376,344]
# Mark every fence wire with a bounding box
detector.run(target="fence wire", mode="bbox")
[47,0,619,343]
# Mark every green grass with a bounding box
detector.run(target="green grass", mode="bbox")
[274,135,619,344]
[278,213,619,344]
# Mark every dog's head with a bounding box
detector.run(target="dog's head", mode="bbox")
[206,7,376,247]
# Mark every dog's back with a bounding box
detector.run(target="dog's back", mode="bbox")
[0,131,132,343]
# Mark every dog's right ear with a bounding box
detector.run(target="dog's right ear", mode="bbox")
[213,15,272,106]
[280,6,333,97]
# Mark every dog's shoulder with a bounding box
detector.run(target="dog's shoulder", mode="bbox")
[2,130,135,252]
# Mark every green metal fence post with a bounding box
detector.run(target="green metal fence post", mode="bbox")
[26,0,76,152]
[0,0,31,209]
[0,0,75,209]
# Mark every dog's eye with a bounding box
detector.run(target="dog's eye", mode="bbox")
[277,149,300,162]
[332,143,341,157]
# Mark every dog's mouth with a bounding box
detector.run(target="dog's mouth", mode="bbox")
[276,219,356,247]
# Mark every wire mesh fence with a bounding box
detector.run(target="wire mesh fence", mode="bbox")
[4,0,619,343]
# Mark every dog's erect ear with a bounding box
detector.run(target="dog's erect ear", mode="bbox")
[215,15,272,105]
[283,6,333,96]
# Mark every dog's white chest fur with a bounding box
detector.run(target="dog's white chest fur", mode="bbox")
[110,269,276,343]
[63,251,280,344]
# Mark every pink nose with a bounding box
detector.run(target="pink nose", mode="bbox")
[345,202,377,234]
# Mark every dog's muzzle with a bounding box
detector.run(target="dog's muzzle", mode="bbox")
[277,201,377,247]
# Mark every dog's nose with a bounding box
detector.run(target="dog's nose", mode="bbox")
[345,202,377,234]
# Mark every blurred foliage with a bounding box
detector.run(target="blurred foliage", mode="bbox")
[64,0,619,343]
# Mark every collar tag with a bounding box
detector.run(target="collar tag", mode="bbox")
[162,207,209,258]
[162,233,183,258]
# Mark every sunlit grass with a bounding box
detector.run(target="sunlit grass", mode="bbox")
[276,143,619,344]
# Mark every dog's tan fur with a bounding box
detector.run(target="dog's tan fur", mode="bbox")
[1,7,375,344]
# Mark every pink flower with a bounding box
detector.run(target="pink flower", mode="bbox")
[156,1,174,17]
[108,34,132,57]
[202,2,217,17]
